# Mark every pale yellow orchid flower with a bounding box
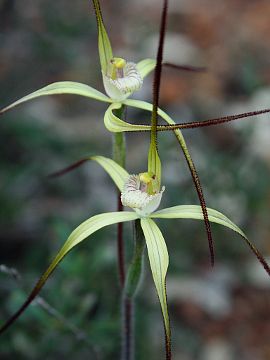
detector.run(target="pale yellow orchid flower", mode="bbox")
[1,156,266,358]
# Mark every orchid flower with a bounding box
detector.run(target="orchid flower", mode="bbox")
[3,0,269,269]
[0,0,156,120]
[1,155,269,358]
[0,0,216,271]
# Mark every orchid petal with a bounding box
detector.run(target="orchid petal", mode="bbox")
[151,205,246,237]
[136,59,156,79]
[140,218,171,354]
[91,155,129,191]
[0,211,139,334]
[151,205,270,276]
[0,81,111,114]
[50,155,129,191]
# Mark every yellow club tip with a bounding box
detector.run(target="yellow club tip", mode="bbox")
[112,57,126,69]
[139,172,154,184]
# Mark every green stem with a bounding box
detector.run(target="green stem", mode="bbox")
[122,219,145,360]
[112,106,126,288]
[113,130,126,169]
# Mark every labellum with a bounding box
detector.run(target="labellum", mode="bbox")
[121,173,165,216]
[103,57,143,101]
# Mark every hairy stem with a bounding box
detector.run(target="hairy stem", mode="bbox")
[112,106,126,288]
[122,220,145,360]
[155,108,270,130]
[149,0,168,166]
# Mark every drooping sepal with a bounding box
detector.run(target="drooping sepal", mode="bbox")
[140,218,171,358]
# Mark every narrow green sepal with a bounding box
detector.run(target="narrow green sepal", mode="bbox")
[91,155,129,191]
[140,218,171,356]
[92,0,113,74]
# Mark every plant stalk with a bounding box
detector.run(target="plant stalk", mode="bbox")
[112,106,126,288]
[122,219,145,360]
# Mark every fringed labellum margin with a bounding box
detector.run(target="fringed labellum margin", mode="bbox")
[121,173,165,216]
[103,57,143,101]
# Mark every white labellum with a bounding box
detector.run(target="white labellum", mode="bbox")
[103,62,143,101]
[121,175,165,217]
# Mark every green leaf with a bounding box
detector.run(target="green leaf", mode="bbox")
[104,102,151,132]
[92,0,113,73]
[140,218,171,353]
[151,205,246,237]
[136,59,156,79]
[91,155,129,191]
[0,81,111,114]
[0,211,139,334]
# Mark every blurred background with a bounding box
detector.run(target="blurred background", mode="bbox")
[1,0,270,359]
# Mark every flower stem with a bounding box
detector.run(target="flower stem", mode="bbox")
[122,219,145,360]
[112,106,126,288]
